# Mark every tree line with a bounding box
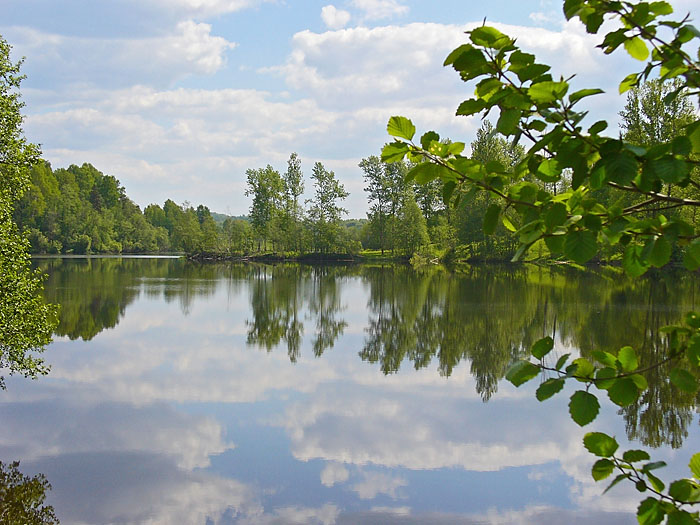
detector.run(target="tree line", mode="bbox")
[13,77,697,261]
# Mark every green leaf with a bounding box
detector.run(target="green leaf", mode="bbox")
[569,88,604,103]
[536,378,565,401]
[687,335,700,367]
[670,368,698,393]
[592,458,615,481]
[592,350,617,368]
[690,452,700,479]
[604,473,628,494]
[529,81,569,103]
[646,471,665,492]
[618,346,638,372]
[555,353,570,370]
[649,1,673,15]
[570,391,600,426]
[669,479,700,503]
[630,374,648,390]
[619,73,639,94]
[648,237,672,268]
[588,120,608,134]
[564,230,598,263]
[420,131,440,150]
[624,37,650,61]
[483,203,501,235]
[544,203,568,230]
[505,360,540,387]
[583,432,619,457]
[537,159,562,183]
[667,510,698,525]
[642,461,667,472]
[531,336,554,359]
[456,99,487,116]
[387,116,416,141]
[623,244,650,277]
[623,450,651,463]
[502,214,517,232]
[637,497,665,525]
[496,108,521,136]
[407,163,441,184]
[469,26,512,49]
[571,357,595,379]
[608,377,640,406]
[381,141,410,163]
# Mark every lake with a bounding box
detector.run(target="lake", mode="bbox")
[2,257,699,524]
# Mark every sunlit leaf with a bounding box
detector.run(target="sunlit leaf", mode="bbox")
[624,37,649,61]
[387,116,416,141]
[381,141,410,163]
[592,458,615,480]
[583,432,618,457]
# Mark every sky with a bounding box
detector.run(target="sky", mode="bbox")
[1,0,698,218]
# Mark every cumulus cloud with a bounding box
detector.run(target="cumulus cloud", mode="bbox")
[351,471,407,500]
[147,0,271,17]
[4,21,236,90]
[321,5,352,30]
[320,462,350,487]
[350,0,409,21]
[0,397,233,469]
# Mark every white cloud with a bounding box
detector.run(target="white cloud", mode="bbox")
[148,0,271,17]
[351,471,407,500]
[350,0,409,21]
[321,5,352,30]
[0,397,233,469]
[4,21,236,89]
[320,462,349,487]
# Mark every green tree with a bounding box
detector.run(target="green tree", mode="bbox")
[382,0,700,519]
[282,152,305,252]
[245,165,283,251]
[0,35,57,388]
[307,162,349,253]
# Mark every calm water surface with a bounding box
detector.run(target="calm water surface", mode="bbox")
[3,257,700,524]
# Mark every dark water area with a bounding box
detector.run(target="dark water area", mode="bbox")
[2,257,699,524]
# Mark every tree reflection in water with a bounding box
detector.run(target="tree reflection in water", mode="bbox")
[0,461,58,524]
[36,258,700,450]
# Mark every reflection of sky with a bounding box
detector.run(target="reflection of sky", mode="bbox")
[3,260,699,524]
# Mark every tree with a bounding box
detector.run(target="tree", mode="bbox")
[283,152,305,252]
[245,165,283,251]
[307,162,349,253]
[0,35,57,388]
[382,0,700,520]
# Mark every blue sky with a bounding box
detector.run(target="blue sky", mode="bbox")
[1,0,697,217]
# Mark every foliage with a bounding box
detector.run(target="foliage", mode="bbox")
[0,35,57,388]
[381,0,700,520]
[306,162,350,253]
[0,461,58,525]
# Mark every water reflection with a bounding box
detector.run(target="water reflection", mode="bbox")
[34,258,700,451]
[20,257,699,523]
[0,460,58,524]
